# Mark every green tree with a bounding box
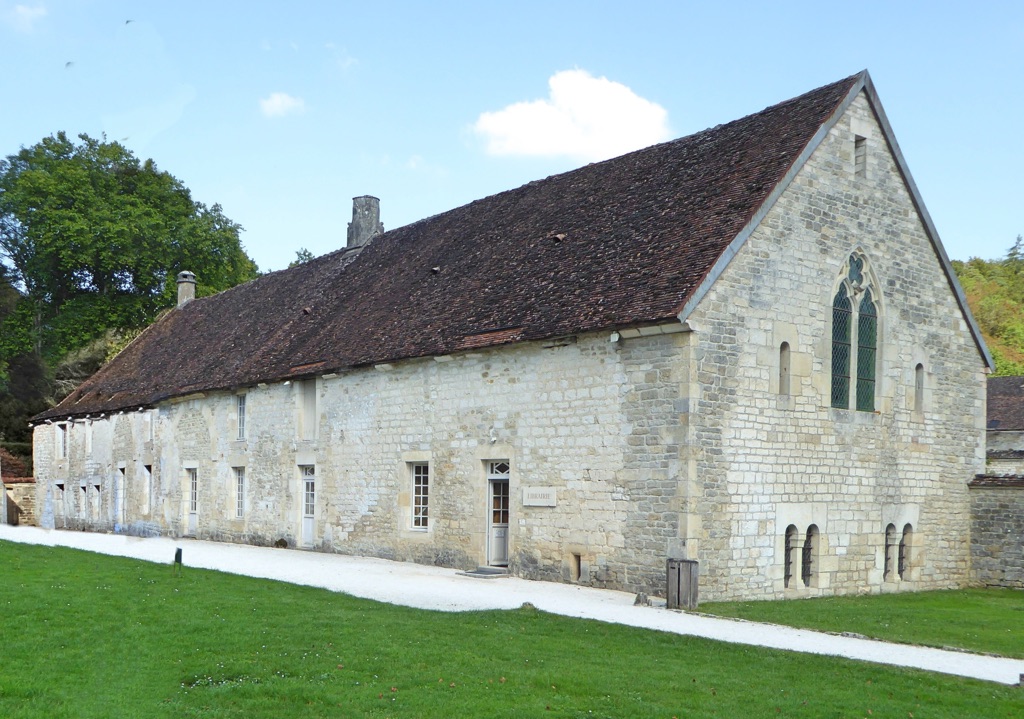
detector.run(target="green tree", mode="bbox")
[954,235,1024,376]
[0,132,258,362]
[288,247,315,268]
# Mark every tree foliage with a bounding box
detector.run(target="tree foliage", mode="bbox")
[0,132,258,362]
[0,133,259,458]
[288,247,315,268]
[953,235,1024,376]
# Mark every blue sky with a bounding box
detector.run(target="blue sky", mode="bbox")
[2,1,1021,273]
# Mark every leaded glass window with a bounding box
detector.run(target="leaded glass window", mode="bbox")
[831,253,880,412]
[831,286,852,408]
[856,288,877,411]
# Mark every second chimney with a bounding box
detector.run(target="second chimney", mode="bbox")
[347,195,384,249]
[177,270,196,307]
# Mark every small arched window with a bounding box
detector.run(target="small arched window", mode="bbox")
[914,364,924,413]
[802,524,819,587]
[779,342,791,396]
[898,524,913,580]
[784,524,798,588]
[883,523,897,582]
[831,253,880,411]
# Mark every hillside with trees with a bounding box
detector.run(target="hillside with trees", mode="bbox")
[0,132,259,470]
[953,236,1024,376]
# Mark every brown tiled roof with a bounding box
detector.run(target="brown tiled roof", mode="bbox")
[987,376,1024,430]
[35,73,863,422]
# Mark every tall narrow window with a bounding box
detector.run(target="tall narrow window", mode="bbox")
[854,135,867,178]
[148,411,155,442]
[412,463,429,529]
[779,342,791,396]
[187,468,198,513]
[856,289,877,411]
[831,253,880,412]
[883,523,897,581]
[301,380,317,441]
[143,464,153,514]
[802,525,819,587]
[784,524,798,588]
[234,467,245,518]
[898,524,913,580]
[914,364,924,413]
[831,287,852,408]
[58,424,69,458]
[236,394,247,440]
[85,420,93,455]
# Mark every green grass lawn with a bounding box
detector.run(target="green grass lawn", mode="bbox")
[1,541,1021,718]
[702,587,1024,659]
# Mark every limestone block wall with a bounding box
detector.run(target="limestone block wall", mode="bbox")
[3,480,37,525]
[34,331,693,596]
[684,91,986,601]
[970,478,1024,588]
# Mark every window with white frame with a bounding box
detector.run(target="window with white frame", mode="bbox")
[58,423,69,458]
[234,466,245,518]
[301,465,315,517]
[187,468,198,513]
[236,395,246,440]
[411,463,429,529]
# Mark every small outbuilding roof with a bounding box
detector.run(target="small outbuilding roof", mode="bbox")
[986,375,1024,431]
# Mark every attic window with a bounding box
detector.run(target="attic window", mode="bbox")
[854,135,867,178]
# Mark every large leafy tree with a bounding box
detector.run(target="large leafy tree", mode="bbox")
[0,133,258,458]
[953,235,1024,375]
[0,132,258,362]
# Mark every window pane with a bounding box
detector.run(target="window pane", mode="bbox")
[856,290,877,412]
[831,287,852,408]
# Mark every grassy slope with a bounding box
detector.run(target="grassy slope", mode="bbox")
[1,541,1022,718]
[703,588,1024,659]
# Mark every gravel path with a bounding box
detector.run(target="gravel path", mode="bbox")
[3,525,1022,685]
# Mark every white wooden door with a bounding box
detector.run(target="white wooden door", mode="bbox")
[487,461,510,566]
[187,468,197,535]
[301,466,315,547]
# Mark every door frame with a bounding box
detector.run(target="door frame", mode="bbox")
[486,460,510,567]
[299,464,316,547]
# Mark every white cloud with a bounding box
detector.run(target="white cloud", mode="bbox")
[259,92,306,118]
[473,69,671,162]
[6,4,47,32]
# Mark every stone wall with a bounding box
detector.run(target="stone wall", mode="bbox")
[683,91,986,600]
[34,330,694,596]
[3,479,37,525]
[970,476,1024,588]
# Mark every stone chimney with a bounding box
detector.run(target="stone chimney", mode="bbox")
[177,270,196,307]
[346,195,384,249]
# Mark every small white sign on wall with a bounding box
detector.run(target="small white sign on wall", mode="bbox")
[523,487,556,507]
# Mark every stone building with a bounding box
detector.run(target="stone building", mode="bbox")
[969,377,1024,588]
[1,448,35,525]
[31,71,992,602]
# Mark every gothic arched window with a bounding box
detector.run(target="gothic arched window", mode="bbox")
[831,253,879,411]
